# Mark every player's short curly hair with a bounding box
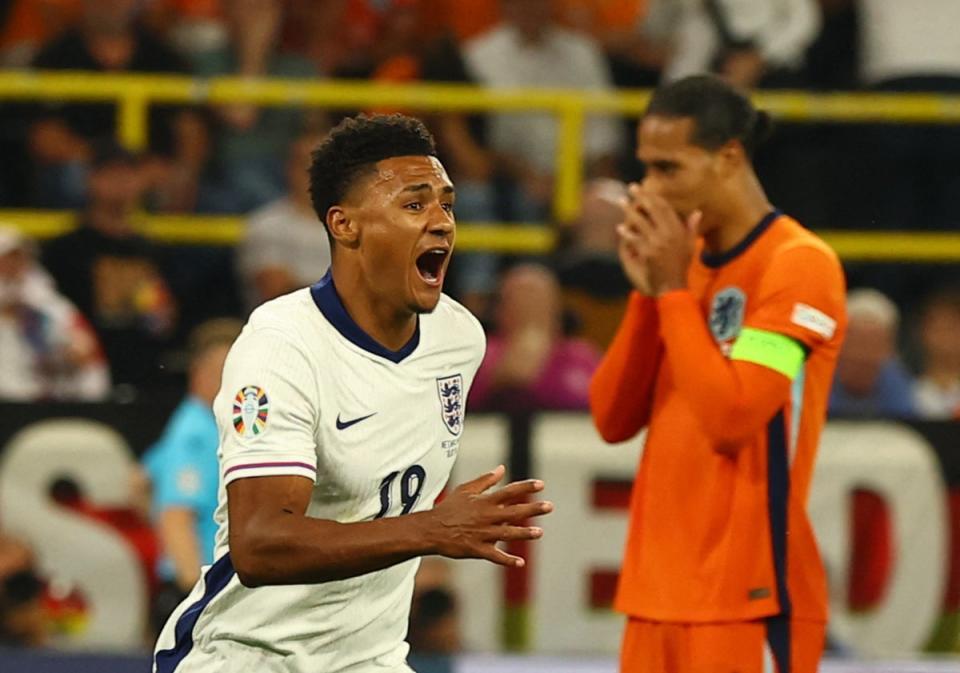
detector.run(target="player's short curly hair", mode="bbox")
[308,113,437,231]
[645,75,773,158]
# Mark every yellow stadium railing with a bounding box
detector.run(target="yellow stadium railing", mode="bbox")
[0,210,557,253]
[3,210,960,262]
[1,72,960,260]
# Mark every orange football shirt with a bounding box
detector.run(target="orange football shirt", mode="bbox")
[590,212,847,623]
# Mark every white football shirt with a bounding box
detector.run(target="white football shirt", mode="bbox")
[153,270,485,673]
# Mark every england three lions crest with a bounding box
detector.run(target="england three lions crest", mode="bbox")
[436,374,463,436]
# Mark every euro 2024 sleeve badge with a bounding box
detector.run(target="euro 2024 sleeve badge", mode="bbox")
[436,374,463,436]
[233,386,269,438]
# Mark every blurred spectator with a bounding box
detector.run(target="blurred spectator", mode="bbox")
[421,0,651,49]
[557,0,647,38]
[855,0,960,230]
[557,0,666,87]
[829,288,916,418]
[367,0,423,84]
[192,0,322,213]
[41,144,177,391]
[140,318,241,632]
[283,0,380,77]
[0,534,47,648]
[469,264,601,411]
[463,0,622,221]
[857,0,960,88]
[755,0,857,230]
[237,130,331,311]
[417,0,500,43]
[27,0,206,210]
[408,588,459,654]
[913,288,960,419]
[147,0,227,61]
[408,557,459,654]
[0,0,80,66]
[416,36,499,313]
[0,225,110,401]
[554,178,633,350]
[803,0,859,90]
[660,0,821,89]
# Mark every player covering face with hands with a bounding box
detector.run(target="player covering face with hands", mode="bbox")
[591,76,846,673]
[617,183,703,299]
[153,114,551,673]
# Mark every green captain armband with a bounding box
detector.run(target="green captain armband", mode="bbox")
[730,328,805,380]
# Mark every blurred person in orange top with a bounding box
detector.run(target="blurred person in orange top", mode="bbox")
[417,0,664,88]
[416,0,500,43]
[559,0,647,36]
[369,0,423,82]
[0,0,81,66]
[0,225,110,401]
[589,75,846,673]
[558,0,670,88]
[365,0,427,118]
[283,0,380,77]
[557,0,653,61]
[419,0,648,45]
[913,288,960,420]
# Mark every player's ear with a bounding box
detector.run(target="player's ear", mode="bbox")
[326,206,360,249]
[716,140,745,176]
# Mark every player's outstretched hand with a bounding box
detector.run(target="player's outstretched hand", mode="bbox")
[425,465,553,568]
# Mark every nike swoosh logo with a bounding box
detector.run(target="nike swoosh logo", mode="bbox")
[336,412,377,430]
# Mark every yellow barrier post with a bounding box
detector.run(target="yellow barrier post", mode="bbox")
[553,100,586,225]
[117,85,150,152]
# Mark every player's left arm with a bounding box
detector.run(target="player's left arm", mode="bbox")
[658,244,845,449]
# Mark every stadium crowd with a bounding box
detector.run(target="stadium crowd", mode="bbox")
[0,0,959,655]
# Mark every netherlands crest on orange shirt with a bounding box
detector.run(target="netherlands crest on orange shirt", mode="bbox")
[709,286,747,345]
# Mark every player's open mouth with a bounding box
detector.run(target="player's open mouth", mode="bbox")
[415,248,448,286]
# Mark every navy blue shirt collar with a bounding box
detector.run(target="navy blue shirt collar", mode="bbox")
[700,210,781,269]
[310,270,420,363]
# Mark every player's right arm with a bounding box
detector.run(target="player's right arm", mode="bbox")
[589,292,663,442]
[228,466,550,587]
[588,198,664,443]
